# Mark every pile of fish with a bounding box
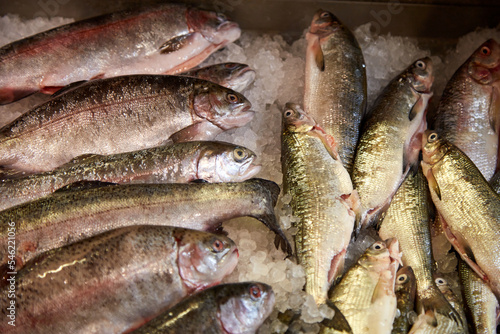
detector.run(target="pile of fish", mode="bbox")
[0,3,499,334]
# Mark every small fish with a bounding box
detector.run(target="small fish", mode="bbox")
[352,57,433,231]
[181,62,256,92]
[130,282,275,334]
[435,277,468,329]
[0,226,239,333]
[0,4,241,104]
[392,266,417,334]
[0,141,260,210]
[0,75,253,173]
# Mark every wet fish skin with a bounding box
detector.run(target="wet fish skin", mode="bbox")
[131,282,274,334]
[0,75,253,173]
[0,141,260,211]
[435,277,468,330]
[320,300,354,334]
[0,4,241,104]
[181,62,256,92]
[0,225,239,334]
[489,170,500,194]
[391,266,417,334]
[433,39,500,181]
[352,57,433,231]
[281,103,357,305]
[304,9,367,174]
[421,131,500,300]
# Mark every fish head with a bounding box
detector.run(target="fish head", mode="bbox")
[218,282,275,333]
[177,229,239,291]
[408,57,434,94]
[186,8,241,45]
[308,9,341,38]
[360,239,401,272]
[193,82,254,130]
[197,144,261,182]
[421,131,450,167]
[282,103,316,133]
[395,266,416,296]
[219,63,256,92]
[468,39,500,85]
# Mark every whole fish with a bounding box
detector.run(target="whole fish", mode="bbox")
[435,277,468,330]
[0,178,291,271]
[459,259,499,334]
[281,103,358,305]
[433,39,500,181]
[181,62,256,92]
[421,131,500,300]
[0,4,241,104]
[304,9,367,174]
[352,57,433,231]
[0,75,253,173]
[0,225,239,334]
[130,282,275,334]
[379,167,461,325]
[0,141,260,211]
[328,239,401,334]
[392,266,417,334]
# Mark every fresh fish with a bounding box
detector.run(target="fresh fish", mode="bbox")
[0,225,238,333]
[435,277,468,330]
[459,259,500,334]
[0,141,260,211]
[320,300,354,334]
[304,9,367,174]
[352,57,433,231]
[0,4,241,104]
[0,75,253,173]
[0,178,291,271]
[379,167,461,325]
[181,62,256,92]
[433,39,500,181]
[281,103,358,304]
[489,170,500,194]
[130,282,274,334]
[392,266,417,334]
[421,131,500,300]
[328,239,401,334]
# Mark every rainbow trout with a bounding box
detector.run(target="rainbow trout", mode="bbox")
[181,62,256,92]
[0,226,239,334]
[0,75,253,173]
[0,4,241,104]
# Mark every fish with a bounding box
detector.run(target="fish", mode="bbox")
[0,141,260,211]
[181,62,256,92]
[0,75,253,173]
[320,300,354,334]
[130,282,275,334]
[281,103,358,305]
[489,170,500,194]
[0,178,291,272]
[0,4,241,104]
[328,239,401,334]
[392,266,417,334]
[352,57,434,231]
[378,167,461,326]
[435,276,468,329]
[433,39,500,181]
[459,258,500,334]
[421,131,500,300]
[0,225,239,333]
[304,9,367,174]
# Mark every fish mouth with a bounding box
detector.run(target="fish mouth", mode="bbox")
[215,109,255,130]
[238,163,261,181]
[385,238,402,266]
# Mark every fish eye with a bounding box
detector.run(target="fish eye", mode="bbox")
[320,11,331,19]
[284,109,294,118]
[226,93,240,104]
[428,132,439,143]
[372,242,385,250]
[481,46,491,56]
[397,274,408,283]
[249,284,262,300]
[233,148,247,161]
[435,278,446,285]
[212,239,225,253]
[216,13,227,23]
[415,60,426,69]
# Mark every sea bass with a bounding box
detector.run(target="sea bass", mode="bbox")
[0,4,241,104]
[433,39,500,181]
[181,62,256,92]
[0,226,238,334]
[281,103,358,305]
[0,178,290,271]
[0,141,260,211]
[421,131,500,300]
[131,282,274,334]
[0,75,253,173]
[392,266,417,334]
[304,9,367,174]
[352,57,433,230]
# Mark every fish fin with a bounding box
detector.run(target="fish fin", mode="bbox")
[424,166,441,200]
[40,86,65,95]
[311,125,341,161]
[254,178,281,208]
[159,33,195,54]
[320,300,353,334]
[309,35,325,71]
[54,154,104,170]
[168,122,221,143]
[53,180,117,194]
[409,101,419,121]
[50,80,89,97]
[419,284,463,327]
[328,248,346,285]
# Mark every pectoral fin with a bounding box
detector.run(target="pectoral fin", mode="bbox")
[424,166,441,201]
[159,33,195,54]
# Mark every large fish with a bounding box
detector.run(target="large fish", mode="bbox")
[352,58,433,231]
[0,226,238,333]
[0,178,290,271]
[328,239,401,334]
[181,62,256,92]
[433,39,500,181]
[0,75,253,173]
[378,168,461,325]
[421,131,500,300]
[392,266,417,334]
[0,4,241,104]
[130,282,274,334]
[0,141,260,211]
[281,103,358,305]
[304,9,367,174]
